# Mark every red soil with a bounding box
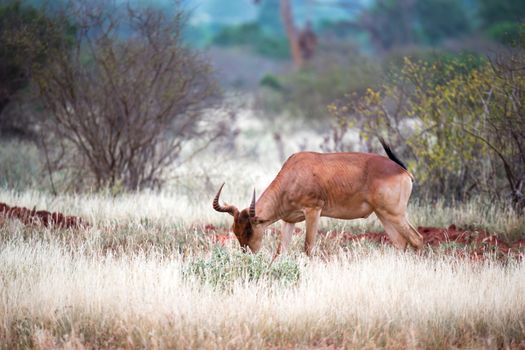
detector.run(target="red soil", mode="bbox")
[330,224,524,258]
[212,234,231,245]
[0,202,88,229]
[3,207,517,258]
[204,223,524,258]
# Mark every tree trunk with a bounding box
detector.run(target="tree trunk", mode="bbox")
[280,0,303,69]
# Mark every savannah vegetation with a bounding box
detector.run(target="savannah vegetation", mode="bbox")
[1,0,524,348]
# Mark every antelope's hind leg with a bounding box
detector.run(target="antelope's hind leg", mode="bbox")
[376,211,423,250]
[404,219,424,249]
[376,213,408,250]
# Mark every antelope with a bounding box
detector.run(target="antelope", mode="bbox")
[213,138,423,256]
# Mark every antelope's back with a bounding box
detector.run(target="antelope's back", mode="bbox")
[275,151,407,200]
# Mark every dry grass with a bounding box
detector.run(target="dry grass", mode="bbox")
[1,234,524,349]
[0,187,524,349]
[1,187,523,236]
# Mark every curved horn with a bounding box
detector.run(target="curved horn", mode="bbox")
[249,189,256,218]
[213,183,238,216]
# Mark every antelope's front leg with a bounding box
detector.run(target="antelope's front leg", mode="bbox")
[274,221,295,259]
[303,208,321,256]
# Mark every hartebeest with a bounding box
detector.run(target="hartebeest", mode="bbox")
[213,138,423,256]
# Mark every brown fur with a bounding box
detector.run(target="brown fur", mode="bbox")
[214,148,423,256]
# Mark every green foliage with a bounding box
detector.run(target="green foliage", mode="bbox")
[486,21,522,44]
[0,0,74,137]
[0,1,74,86]
[184,246,301,290]
[385,50,486,79]
[212,22,289,59]
[414,0,470,44]
[478,0,525,28]
[258,53,382,122]
[331,48,525,205]
[477,0,525,46]
[260,74,283,91]
[361,0,470,50]
[364,0,414,49]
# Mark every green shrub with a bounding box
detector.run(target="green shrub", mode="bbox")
[487,21,522,44]
[258,54,382,123]
[184,246,300,290]
[384,50,485,79]
[330,48,525,206]
[212,22,289,59]
[259,74,282,91]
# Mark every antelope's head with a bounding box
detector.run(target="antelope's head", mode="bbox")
[212,183,265,252]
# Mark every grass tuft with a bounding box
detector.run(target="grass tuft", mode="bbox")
[184,246,301,290]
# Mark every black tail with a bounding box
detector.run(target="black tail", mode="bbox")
[378,137,407,171]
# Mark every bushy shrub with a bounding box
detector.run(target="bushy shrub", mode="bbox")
[0,1,74,138]
[329,49,525,207]
[184,246,301,290]
[384,50,486,78]
[34,2,219,191]
[487,21,522,44]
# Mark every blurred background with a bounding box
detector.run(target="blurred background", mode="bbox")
[0,0,524,208]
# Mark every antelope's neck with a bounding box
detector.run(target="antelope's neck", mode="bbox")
[255,186,282,226]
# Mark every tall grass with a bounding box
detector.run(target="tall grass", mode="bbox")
[1,187,523,238]
[1,142,525,348]
[1,231,524,349]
